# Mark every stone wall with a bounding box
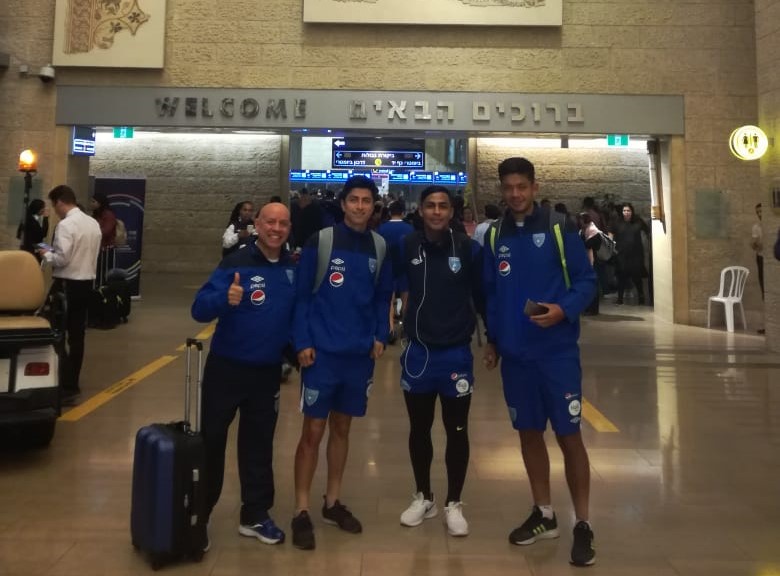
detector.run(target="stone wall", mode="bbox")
[89,133,282,272]
[756,0,780,350]
[475,143,651,222]
[0,0,765,325]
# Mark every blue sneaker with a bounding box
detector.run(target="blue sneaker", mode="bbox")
[239,518,286,545]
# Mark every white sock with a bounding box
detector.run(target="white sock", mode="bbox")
[538,505,554,519]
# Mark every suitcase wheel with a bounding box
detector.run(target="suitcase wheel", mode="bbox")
[150,554,164,571]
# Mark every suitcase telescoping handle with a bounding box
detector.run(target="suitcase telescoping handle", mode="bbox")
[185,338,204,433]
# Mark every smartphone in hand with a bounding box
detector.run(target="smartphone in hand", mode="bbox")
[35,242,52,251]
[523,298,549,317]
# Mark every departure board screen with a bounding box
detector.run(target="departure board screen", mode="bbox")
[332,137,425,169]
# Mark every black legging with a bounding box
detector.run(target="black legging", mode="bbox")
[403,391,471,504]
[617,270,645,303]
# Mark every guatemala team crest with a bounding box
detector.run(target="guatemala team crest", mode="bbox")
[448,257,461,273]
[368,258,377,274]
[286,269,295,284]
[533,233,546,248]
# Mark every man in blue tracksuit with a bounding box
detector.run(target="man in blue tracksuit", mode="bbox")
[291,175,392,550]
[395,185,482,537]
[191,202,295,549]
[483,157,598,567]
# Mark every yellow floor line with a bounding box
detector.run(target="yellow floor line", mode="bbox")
[582,398,620,433]
[176,324,215,351]
[59,355,179,422]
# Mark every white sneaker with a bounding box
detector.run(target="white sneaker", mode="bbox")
[400,492,438,527]
[444,501,469,536]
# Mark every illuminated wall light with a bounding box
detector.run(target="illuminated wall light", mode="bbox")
[729,125,768,161]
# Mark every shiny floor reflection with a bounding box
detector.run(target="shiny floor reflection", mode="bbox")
[1,273,779,575]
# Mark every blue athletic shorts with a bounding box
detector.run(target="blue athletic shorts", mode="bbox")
[300,350,375,419]
[500,356,583,436]
[400,342,474,398]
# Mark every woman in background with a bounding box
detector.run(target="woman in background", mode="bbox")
[613,202,649,305]
[18,199,49,261]
[91,191,118,284]
[222,200,255,257]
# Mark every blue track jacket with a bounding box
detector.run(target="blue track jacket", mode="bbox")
[192,242,296,366]
[293,223,393,355]
[483,205,597,361]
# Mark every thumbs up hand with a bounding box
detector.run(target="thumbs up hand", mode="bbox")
[228,272,243,306]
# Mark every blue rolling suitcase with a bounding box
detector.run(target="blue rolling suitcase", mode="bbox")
[130,338,208,570]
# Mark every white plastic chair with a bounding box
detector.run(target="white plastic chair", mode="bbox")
[707,266,749,332]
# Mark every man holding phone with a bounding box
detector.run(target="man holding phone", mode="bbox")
[482,157,598,567]
[39,185,102,406]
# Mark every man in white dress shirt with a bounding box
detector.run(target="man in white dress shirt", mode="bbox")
[40,185,101,405]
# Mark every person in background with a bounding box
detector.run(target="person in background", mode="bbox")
[39,185,102,406]
[750,203,764,300]
[581,197,604,231]
[18,198,49,261]
[291,189,324,249]
[774,226,780,261]
[613,203,649,305]
[223,201,255,257]
[91,191,118,283]
[472,204,501,247]
[462,206,477,237]
[378,201,414,343]
[192,202,296,551]
[751,203,765,334]
[578,212,602,316]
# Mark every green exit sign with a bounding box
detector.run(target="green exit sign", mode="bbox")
[607,134,629,146]
[113,127,134,139]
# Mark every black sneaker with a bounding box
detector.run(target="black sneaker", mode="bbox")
[570,521,596,566]
[508,506,560,545]
[322,498,362,533]
[291,511,316,550]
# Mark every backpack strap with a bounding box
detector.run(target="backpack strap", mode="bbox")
[370,230,386,285]
[549,211,571,290]
[313,227,334,293]
[488,219,503,256]
[314,227,386,292]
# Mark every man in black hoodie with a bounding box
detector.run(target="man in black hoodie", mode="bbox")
[395,185,483,538]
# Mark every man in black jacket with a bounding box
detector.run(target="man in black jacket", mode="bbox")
[395,185,483,537]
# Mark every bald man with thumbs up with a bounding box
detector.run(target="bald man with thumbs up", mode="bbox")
[192,201,296,549]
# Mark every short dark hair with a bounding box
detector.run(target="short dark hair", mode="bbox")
[419,185,452,206]
[339,176,379,202]
[388,201,404,216]
[48,185,77,206]
[484,203,501,220]
[498,157,535,182]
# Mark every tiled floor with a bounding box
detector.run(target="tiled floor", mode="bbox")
[1,273,779,575]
